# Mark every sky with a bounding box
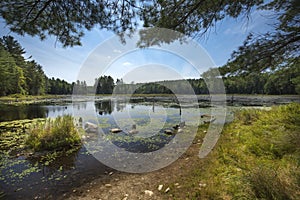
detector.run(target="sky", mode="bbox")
[0,8,276,85]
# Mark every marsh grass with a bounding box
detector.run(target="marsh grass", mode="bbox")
[26,115,81,151]
[167,103,300,199]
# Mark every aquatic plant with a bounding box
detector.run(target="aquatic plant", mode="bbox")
[26,115,81,151]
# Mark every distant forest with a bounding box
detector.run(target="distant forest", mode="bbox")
[0,36,74,96]
[1,36,299,96]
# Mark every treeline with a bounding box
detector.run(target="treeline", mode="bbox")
[1,36,299,96]
[90,63,300,95]
[219,58,300,95]
[0,36,73,96]
[111,63,300,95]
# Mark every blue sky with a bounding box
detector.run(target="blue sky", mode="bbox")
[0,9,276,84]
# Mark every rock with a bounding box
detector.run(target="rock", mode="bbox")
[203,117,216,124]
[128,124,138,134]
[105,184,112,187]
[174,183,179,186]
[129,129,138,134]
[164,129,173,135]
[84,122,98,132]
[108,172,113,176]
[122,194,129,200]
[165,187,170,193]
[158,184,163,191]
[110,128,122,133]
[201,114,212,118]
[178,128,183,133]
[144,190,154,196]
[173,124,179,130]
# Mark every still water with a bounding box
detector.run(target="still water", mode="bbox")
[1,98,218,199]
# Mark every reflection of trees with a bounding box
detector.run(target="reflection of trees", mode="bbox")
[95,100,113,115]
[0,104,48,121]
[73,102,87,110]
[115,100,126,112]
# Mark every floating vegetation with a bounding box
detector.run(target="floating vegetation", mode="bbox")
[105,133,174,153]
[0,117,82,186]
[0,158,40,184]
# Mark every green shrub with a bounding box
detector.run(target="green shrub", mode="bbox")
[26,115,81,151]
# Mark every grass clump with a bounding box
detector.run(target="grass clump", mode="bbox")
[26,115,81,151]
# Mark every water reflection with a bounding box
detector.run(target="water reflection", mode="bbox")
[0,104,48,122]
[95,100,113,115]
[0,97,184,122]
[0,98,217,199]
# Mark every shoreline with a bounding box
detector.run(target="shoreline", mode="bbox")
[1,94,299,106]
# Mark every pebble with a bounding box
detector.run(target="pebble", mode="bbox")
[108,172,113,176]
[144,190,154,196]
[105,184,112,187]
[165,187,170,193]
[199,183,207,187]
[158,184,163,191]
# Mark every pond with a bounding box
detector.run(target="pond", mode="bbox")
[2,95,298,199]
[0,96,221,199]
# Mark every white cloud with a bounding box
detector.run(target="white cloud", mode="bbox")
[122,62,132,66]
[113,49,122,53]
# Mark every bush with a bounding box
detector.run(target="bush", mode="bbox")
[26,115,81,151]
